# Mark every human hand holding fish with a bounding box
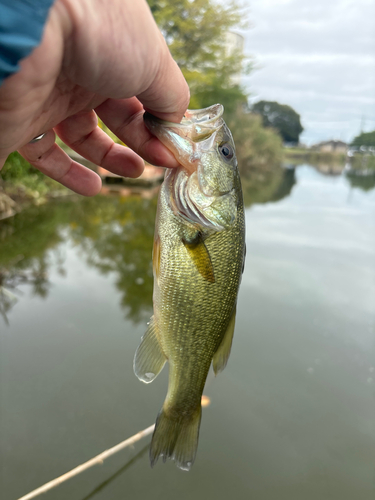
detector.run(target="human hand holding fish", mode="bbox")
[0,0,189,195]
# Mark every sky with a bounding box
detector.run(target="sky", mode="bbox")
[241,0,375,145]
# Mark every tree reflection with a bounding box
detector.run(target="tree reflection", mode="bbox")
[0,283,17,325]
[67,195,157,323]
[0,170,296,324]
[346,172,375,192]
[242,166,296,207]
[0,266,50,324]
[0,203,69,322]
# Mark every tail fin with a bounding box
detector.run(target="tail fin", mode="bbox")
[150,405,202,471]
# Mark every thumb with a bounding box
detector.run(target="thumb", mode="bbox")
[136,40,190,124]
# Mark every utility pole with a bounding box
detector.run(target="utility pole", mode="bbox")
[360,114,366,134]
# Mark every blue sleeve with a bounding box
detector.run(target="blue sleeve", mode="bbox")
[0,0,55,85]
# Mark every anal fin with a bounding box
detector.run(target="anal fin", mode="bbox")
[212,306,236,375]
[134,316,166,383]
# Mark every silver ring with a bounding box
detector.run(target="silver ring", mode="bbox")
[29,132,47,144]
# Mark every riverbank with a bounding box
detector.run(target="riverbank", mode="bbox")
[0,150,164,220]
[0,125,283,219]
[283,147,346,166]
[0,182,73,220]
[0,155,71,220]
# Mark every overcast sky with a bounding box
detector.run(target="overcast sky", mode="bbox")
[241,0,375,145]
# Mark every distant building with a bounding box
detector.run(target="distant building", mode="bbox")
[225,31,244,86]
[313,140,348,153]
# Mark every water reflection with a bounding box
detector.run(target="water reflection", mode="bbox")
[242,165,296,207]
[0,166,297,325]
[0,196,157,324]
[346,171,375,192]
[0,164,372,326]
[67,196,157,323]
[0,203,71,323]
[81,444,149,500]
[0,267,50,324]
[1,164,374,500]
[0,284,17,325]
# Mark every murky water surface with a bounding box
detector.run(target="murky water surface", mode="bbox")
[1,165,374,499]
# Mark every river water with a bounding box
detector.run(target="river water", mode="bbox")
[0,164,374,499]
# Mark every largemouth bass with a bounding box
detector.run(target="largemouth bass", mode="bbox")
[134,104,245,471]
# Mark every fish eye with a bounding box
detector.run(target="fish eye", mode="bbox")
[219,143,234,160]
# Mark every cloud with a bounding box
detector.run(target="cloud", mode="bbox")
[242,0,375,144]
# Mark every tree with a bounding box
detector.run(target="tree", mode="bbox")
[148,0,249,115]
[252,100,303,144]
[227,110,283,176]
[351,130,375,147]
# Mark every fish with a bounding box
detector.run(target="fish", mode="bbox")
[133,104,245,471]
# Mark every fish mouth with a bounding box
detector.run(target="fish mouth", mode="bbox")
[144,104,224,142]
[145,104,223,128]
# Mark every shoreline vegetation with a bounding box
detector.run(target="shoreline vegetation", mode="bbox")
[0,151,73,220]
[283,147,346,166]
[284,146,375,171]
[0,110,286,219]
[1,135,375,220]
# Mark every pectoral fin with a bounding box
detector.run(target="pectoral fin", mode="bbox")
[212,306,236,375]
[182,233,215,283]
[134,316,167,383]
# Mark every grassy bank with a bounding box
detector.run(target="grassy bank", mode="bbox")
[0,152,70,218]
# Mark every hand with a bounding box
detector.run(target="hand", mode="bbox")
[0,0,189,195]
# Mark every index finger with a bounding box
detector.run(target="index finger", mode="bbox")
[95,97,180,168]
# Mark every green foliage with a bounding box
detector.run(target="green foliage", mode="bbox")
[227,109,284,175]
[1,152,68,206]
[351,130,375,147]
[148,0,249,114]
[191,81,247,118]
[227,109,286,206]
[252,100,303,144]
[1,152,43,181]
